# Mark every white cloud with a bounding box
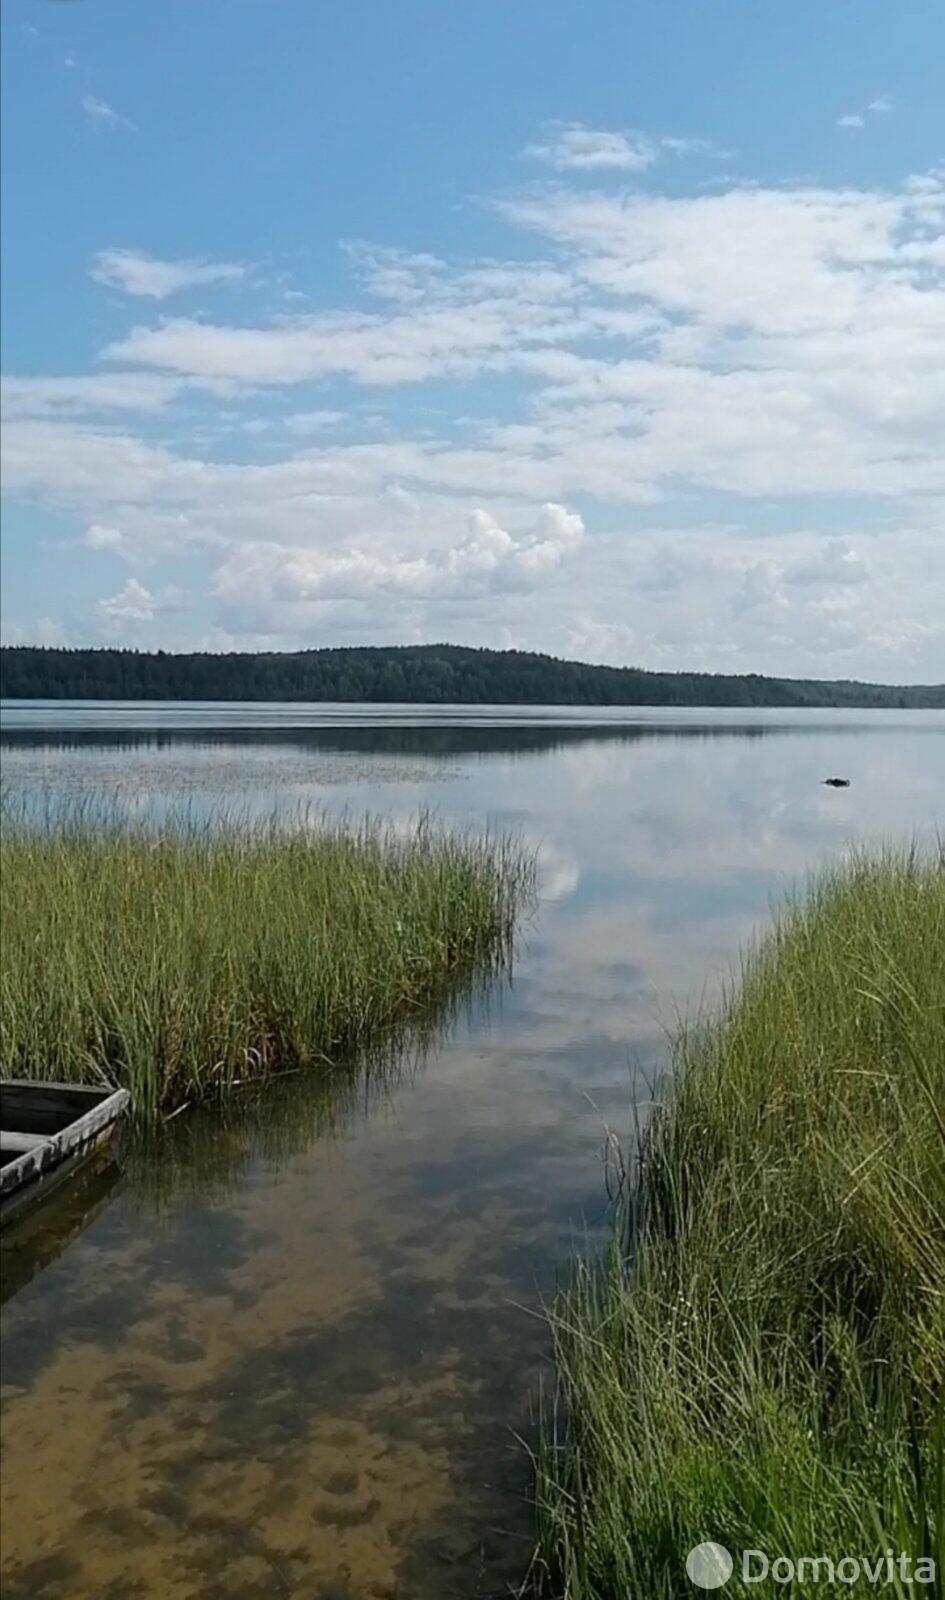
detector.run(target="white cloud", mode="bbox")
[660,135,728,158]
[96,577,156,623]
[1,616,65,647]
[104,263,585,384]
[496,178,945,497]
[524,124,658,172]
[283,410,347,435]
[101,178,945,501]
[522,123,727,173]
[837,95,893,131]
[95,578,189,634]
[212,502,584,622]
[1,373,182,417]
[2,147,944,676]
[566,617,637,666]
[85,523,123,551]
[787,538,869,587]
[92,248,245,300]
[737,557,789,613]
[348,245,449,303]
[81,94,134,131]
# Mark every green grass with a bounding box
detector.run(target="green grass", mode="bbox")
[0,808,533,1121]
[533,847,945,1597]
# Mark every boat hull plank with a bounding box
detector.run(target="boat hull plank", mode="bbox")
[0,1081,129,1226]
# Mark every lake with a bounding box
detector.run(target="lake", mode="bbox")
[1,702,943,1600]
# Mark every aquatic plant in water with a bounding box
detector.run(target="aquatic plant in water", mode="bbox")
[533,847,945,1598]
[0,804,534,1122]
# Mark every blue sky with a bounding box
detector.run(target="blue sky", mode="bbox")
[2,0,943,679]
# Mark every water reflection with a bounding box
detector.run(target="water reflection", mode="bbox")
[122,1000,498,1217]
[1,706,943,1598]
[1,1154,124,1308]
[2,720,781,755]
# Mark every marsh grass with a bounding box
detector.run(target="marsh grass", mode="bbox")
[533,847,945,1597]
[0,805,533,1121]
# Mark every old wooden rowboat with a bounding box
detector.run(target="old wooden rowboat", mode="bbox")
[0,1080,130,1227]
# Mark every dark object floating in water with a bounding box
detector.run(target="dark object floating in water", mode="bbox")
[0,1080,129,1227]
[823,777,851,787]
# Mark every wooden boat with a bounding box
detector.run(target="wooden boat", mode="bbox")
[0,1080,129,1227]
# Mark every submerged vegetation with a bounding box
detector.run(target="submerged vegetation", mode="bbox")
[534,849,945,1597]
[0,807,533,1121]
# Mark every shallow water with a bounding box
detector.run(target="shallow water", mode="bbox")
[2,703,943,1599]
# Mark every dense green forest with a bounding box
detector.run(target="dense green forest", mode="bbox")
[1,644,942,708]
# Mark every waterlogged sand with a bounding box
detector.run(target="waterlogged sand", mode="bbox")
[2,1094,551,1600]
[2,1316,460,1598]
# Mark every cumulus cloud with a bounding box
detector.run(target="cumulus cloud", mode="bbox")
[92,249,246,299]
[96,577,156,623]
[449,502,583,587]
[212,503,584,627]
[95,578,189,633]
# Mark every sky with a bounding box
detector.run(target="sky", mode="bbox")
[1,0,944,681]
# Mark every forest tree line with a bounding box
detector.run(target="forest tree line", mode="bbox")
[2,644,942,708]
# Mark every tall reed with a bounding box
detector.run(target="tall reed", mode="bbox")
[0,806,533,1121]
[533,847,945,1597]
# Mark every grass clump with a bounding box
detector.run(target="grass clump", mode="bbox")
[0,808,533,1121]
[534,847,945,1597]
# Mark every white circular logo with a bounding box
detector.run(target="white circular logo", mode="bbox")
[686,1542,734,1589]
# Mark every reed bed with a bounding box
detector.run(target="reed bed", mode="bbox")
[533,847,945,1597]
[0,807,533,1121]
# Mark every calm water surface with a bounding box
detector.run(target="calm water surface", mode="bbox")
[2,703,943,1600]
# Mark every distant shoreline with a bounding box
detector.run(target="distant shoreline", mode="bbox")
[3,644,943,710]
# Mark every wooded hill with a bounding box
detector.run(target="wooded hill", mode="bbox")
[2,644,942,708]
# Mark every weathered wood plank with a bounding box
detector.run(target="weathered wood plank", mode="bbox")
[0,1081,114,1136]
[0,1085,130,1225]
[1,1130,56,1153]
